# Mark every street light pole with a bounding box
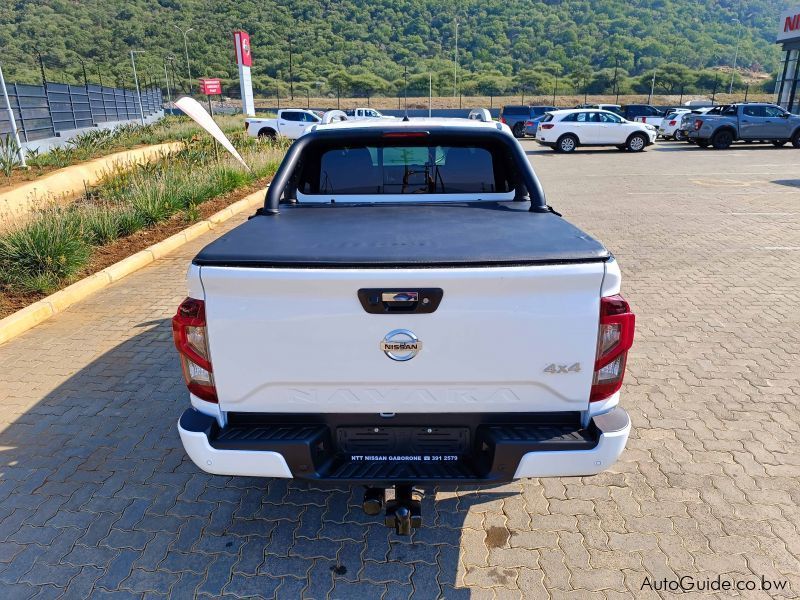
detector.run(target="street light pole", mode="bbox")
[78,58,89,88]
[1,64,27,166]
[287,36,294,100]
[173,24,194,91]
[33,48,47,87]
[552,72,558,106]
[729,19,742,95]
[163,59,173,110]
[453,20,459,98]
[429,72,432,117]
[404,65,408,114]
[130,50,146,125]
[648,69,656,104]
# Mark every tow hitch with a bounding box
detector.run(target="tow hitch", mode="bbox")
[362,485,422,535]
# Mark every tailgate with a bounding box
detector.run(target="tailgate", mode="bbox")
[201,264,605,414]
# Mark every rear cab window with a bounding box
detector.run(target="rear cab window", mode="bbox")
[530,106,556,117]
[501,106,531,117]
[296,139,516,201]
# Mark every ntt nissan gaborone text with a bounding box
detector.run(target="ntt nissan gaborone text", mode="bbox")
[172,116,635,534]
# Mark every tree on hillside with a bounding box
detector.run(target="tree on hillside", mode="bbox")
[517,69,553,96]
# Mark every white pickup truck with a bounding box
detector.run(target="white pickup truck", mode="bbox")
[344,107,396,120]
[173,118,635,533]
[245,109,322,139]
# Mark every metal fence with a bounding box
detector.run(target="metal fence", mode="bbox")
[1,82,163,143]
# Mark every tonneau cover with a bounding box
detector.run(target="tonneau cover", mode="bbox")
[193,202,609,267]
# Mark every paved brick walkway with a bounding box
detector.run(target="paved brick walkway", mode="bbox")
[1,142,799,599]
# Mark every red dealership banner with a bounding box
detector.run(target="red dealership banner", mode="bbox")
[199,78,222,95]
[233,30,252,67]
[233,29,254,116]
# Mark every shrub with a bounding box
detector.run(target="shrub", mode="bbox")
[22,116,246,173]
[81,205,124,245]
[116,207,147,237]
[130,183,176,226]
[1,130,287,295]
[0,136,21,177]
[0,211,90,293]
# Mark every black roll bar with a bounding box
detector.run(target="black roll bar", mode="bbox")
[263,126,549,215]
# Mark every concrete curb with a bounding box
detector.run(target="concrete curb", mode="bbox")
[0,188,266,345]
[0,141,184,229]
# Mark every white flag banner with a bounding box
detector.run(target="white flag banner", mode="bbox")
[174,96,250,171]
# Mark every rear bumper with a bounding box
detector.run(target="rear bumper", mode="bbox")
[178,407,630,483]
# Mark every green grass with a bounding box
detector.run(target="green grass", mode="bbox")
[0,136,21,177]
[0,211,90,293]
[0,131,288,295]
[14,115,246,174]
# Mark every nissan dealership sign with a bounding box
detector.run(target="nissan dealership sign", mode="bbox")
[778,6,800,42]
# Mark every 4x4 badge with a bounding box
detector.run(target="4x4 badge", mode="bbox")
[544,363,581,374]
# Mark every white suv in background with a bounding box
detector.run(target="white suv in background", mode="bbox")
[536,109,657,153]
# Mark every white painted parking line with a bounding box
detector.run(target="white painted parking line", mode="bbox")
[731,212,798,216]
[755,246,800,250]
[627,190,798,196]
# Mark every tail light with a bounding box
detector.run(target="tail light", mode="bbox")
[669,120,676,126]
[525,121,534,127]
[591,295,635,402]
[172,298,218,403]
[500,116,506,124]
[694,119,703,131]
[540,123,555,130]
[641,117,647,123]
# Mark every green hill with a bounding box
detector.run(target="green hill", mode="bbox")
[0,0,789,96]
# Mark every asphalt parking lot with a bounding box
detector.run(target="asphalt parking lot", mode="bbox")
[1,140,799,599]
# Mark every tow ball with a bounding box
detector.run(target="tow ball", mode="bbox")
[362,485,422,535]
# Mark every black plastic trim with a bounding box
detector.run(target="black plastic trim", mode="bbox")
[264,126,548,214]
[180,410,602,485]
[357,288,444,314]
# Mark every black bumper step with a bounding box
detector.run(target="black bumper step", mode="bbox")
[179,410,600,484]
[326,459,479,481]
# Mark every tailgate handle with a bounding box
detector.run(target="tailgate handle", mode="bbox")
[358,289,444,314]
[382,292,418,304]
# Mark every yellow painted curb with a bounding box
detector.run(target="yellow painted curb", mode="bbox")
[103,250,157,283]
[0,187,267,346]
[0,302,55,345]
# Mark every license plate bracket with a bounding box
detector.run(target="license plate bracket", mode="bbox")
[337,426,471,456]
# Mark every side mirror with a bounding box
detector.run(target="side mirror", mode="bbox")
[781,113,790,118]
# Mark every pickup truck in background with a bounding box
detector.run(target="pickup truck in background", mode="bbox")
[500,105,557,137]
[173,119,635,534]
[678,106,725,143]
[578,103,622,115]
[344,107,396,120]
[245,109,322,139]
[687,103,800,149]
[626,105,666,130]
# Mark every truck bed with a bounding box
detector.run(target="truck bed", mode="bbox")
[193,202,610,268]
